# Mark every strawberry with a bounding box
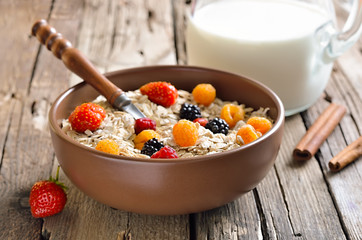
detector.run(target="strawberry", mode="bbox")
[29,166,67,218]
[140,82,178,107]
[68,102,106,133]
[134,117,157,135]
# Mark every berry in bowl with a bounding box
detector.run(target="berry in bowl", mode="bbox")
[49,65,284,215]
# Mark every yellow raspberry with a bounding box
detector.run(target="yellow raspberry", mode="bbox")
[95,139,120,155]
[134,130,160,150]
[236,124,262,145]
[220,104,245,128]
[246,116,273,135]
[172,120,198,147]
[192,83,216,106]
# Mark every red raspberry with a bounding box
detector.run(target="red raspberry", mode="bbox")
[193,118,208,127]
[151,146,178,159]
[140,82,178,107]
[134,118,157,134]
[68,103,106,133]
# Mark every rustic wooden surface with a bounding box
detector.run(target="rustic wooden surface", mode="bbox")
[0,0,361,239]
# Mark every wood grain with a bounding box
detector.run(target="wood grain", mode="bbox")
[0,0,54,239]
[74,0,176,76]
[302,7,362,236]
[0,0,361,239]
[315,65,362,239]
[193,192,263,239]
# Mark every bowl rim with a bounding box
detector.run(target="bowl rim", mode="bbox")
[49,65,284,163]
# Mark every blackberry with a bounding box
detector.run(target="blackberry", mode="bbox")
[205,118,229,135]
[141,138,164,156]
[179,103,202,121]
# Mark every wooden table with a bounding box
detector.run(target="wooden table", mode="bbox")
[1,0,361,239]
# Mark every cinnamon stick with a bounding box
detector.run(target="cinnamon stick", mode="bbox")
[293,103,346,161]
[329,136,362,172]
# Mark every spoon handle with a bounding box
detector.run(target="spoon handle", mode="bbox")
[31,19,123,105]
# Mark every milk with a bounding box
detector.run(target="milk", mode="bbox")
[186,0,333,116]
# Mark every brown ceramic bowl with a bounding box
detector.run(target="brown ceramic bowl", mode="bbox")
[49,65,284,215]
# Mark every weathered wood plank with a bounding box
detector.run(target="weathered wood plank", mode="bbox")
[73,0,176,80]
[254,169,295,239]
[0,0,54,239]
[270,113,346,239]
[300,6,362,237]
[307,59,362,238]
[334,1,362,99]
[337,44,362,99]
[193,192,261,239]
[0,0,49,96]
[171,0,189,65]
[0,98,44,239]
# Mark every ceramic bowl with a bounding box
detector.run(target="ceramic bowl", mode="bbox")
[49,65,284,215]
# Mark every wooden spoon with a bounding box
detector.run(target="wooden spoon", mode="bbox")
[31,19,145,119]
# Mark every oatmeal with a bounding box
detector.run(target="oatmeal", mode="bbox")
[62,86,272,158]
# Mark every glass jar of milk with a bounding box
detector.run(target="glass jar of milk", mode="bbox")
[186,0,362,116]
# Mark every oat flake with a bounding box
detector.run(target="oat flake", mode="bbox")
[62,90,271,158]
